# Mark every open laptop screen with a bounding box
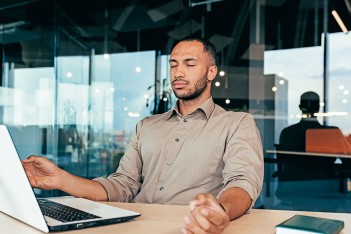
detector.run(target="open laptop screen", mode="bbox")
[0,125,49,232]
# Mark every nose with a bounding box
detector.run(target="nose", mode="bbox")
[173,64,185,78]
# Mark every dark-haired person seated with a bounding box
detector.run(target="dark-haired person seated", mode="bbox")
[22,37,264,234]
[275,91,339,199]
[279,91,337,152]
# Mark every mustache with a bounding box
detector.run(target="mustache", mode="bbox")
[172,79,189,85]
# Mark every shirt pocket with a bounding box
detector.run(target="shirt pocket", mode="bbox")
[173,142,222,187]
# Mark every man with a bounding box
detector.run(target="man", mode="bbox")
[279,91,336,151]
[276,91,338,187]
[22,37,263,234]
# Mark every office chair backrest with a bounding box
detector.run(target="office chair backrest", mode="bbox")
[306,128,351,154]
[347,134,351,146]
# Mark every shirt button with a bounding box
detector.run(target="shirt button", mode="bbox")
[167,162,172,165]
[175,138,179,142]
[183,119,188,122]
[160,187,164,191]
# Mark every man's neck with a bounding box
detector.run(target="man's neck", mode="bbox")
[178,95,210,116]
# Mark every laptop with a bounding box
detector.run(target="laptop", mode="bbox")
[0,125,140,232]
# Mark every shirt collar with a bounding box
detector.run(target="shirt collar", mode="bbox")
[165,97,215,120]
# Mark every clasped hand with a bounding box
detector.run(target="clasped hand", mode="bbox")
[182,193,230,234]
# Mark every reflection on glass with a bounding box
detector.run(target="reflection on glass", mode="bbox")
[264,46,324,127]
[329,32,351,135]
[1,51,156,181]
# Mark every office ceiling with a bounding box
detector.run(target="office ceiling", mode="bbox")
[1,0,350,67]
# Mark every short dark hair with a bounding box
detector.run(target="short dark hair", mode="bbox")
[299,91,320,115]
[170,37,217,66]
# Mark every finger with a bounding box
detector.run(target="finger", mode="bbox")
[22,161,41,188]
[189,200,197,212]
[190,195,223,215]
[27,176,37,187]
[22,155,42,163]
[189,194,212,212]
[191,207,217,233]
[192,193,210,205]
[24,170,39,187]
[181,227,194,234]
[183,215,207,234]
[208,200,226,213]
[203,207,230,227]
[22,162,34,177]
[22,159,38,173]
[192,201,229,227]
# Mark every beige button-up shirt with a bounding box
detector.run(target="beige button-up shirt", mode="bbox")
[95,97,263,206]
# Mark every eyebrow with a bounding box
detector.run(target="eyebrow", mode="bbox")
[169,58,198,63]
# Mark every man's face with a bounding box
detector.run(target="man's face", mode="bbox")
[169,41,216,101]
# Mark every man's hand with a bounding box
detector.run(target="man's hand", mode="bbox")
[22,155,64,190]
[181,193,230,234]
[22,155,108,201]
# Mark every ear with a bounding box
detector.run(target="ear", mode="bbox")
[207,65,217,81]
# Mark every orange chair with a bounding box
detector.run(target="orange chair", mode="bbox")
[306,129,351,154]
[347,134,351,146]
[306,129,351,193]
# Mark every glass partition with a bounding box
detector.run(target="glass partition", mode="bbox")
[1,0,351,211]
[329,32,351,134]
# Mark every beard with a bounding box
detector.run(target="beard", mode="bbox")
[172,72,208,101]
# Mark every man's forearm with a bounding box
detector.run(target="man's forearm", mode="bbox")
[59,171,109,201]
[217,187,252,220]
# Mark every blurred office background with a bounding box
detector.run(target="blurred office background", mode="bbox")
[1,0,351,212]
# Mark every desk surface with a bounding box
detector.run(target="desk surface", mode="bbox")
[1,202,351,234]
[266,149,351,158]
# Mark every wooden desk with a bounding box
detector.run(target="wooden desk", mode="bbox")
[1,202,351,233]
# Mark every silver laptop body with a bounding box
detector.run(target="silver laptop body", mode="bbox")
[0,125,140,232]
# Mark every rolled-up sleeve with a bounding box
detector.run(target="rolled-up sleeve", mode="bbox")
[218,114,264,208]
[93,121,144,202]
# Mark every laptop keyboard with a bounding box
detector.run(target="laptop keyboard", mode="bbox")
[38,199,101,223]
